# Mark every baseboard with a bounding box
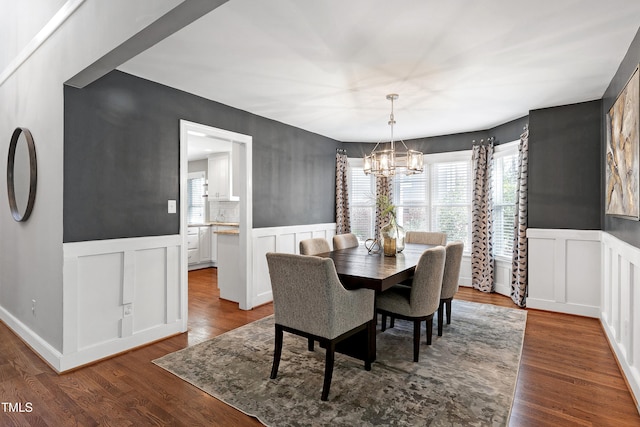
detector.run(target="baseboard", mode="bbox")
[0,305,63,372]
[527,298,600,318]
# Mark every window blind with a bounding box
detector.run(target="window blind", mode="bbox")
[348,163,376,241]
[430,161,471,248]
[492,150,518,258]
[188,173,206,224]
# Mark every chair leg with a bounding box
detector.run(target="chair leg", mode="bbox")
[437,300,445,337]
[390,317,395,328]
[381,314,387,331]
[426,316,433,345]
[308,338,314,351]
[413,320,421,362]
[446,299,452,324]
[270,325,283,379]
[321,342,336,401]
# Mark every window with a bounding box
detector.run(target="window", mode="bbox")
[429,158,472,249]
[347,159,376,241]
[492,141,519,259]
[348,151,472,251]
[188,171,206,224]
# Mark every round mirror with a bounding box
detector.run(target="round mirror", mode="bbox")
[7,127,37,222]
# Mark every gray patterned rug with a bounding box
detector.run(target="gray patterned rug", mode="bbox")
[154,300,526,426]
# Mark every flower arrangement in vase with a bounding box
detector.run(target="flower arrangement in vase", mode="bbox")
[377,195,405,256]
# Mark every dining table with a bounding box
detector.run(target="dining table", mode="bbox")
[317,242,435,292]
[315,242,435,365]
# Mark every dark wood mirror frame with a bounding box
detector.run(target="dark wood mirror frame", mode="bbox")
[7,127,37,222]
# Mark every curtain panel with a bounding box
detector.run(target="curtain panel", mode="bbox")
[471,143,495,293]
[511,129,529,307]
[335,150,351,235]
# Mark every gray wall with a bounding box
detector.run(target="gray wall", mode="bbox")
[64,70,341,242]
[527,100,602,230]
[603,27,640,247]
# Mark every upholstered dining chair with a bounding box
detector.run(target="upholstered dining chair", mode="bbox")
[332,233,359,250]
[405,231,447,246]
[376,246,446,362]
[266,252,375,401]
[438,241,464,336]
[299,237,331,255]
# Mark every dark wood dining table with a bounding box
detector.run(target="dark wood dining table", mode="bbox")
[315,242,435,364]
[317,242,435,291]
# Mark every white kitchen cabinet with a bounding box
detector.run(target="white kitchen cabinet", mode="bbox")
[187,227,200,265]
[207,152,239,201]
[188,225,213,269]
[199,226,211,262]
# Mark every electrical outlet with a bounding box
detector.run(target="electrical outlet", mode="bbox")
[123,303,133,317]
[31,299,36,316]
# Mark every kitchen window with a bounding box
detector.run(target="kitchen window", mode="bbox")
[188,171,206,224]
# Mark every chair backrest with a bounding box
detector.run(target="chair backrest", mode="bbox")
[405,231,447,245]
[266,253,373,339]
[409,246,446,317]
[333,233,359,250]
[299,238,331,255]
[441,241,464,299]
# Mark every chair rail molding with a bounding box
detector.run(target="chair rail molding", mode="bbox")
[602,232,640,410]
[252,223,337,308]
[527,228,602,317]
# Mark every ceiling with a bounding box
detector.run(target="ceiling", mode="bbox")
[119,0,640,143]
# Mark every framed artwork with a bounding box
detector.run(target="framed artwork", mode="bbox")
[606,64,640,220]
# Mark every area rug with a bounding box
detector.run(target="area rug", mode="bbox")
[153,300,526,426]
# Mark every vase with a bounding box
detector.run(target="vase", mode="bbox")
[380,217,405,256]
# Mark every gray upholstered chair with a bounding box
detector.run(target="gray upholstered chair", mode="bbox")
[438,241,464,336]
[299,238,331,255]
[332,233,359,250]
[376,246,446,362]
[405,231,447,246]
[266,252,375,401]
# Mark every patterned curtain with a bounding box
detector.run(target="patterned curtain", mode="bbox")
[374,176,393,241]
[511,128,529,307]
[471,142,494,292]
[335,150,351,234]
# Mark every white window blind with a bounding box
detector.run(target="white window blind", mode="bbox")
[188,172,206,224]
[347,160,376,241]
[430,160,471,249]
[492,143,519,259]
[393,171,429,231]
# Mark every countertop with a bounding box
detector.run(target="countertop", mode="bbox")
[188,222,239,227]
[215,229,240,235]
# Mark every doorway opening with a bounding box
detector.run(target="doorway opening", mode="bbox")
[180,120,253,321]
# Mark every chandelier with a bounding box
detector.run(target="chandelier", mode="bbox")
[363,94,424,177]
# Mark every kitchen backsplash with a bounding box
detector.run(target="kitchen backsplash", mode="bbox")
[209,200,240,223]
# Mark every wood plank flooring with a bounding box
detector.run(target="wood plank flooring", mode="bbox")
[0,267,637,426]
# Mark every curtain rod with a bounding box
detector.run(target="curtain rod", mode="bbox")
[472,136,495,146]
[336,148,347,154]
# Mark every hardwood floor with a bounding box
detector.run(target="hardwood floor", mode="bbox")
[0,268,637,426]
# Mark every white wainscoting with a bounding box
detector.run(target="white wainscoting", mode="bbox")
[602,232,640,408]
[60,235,185,372]
[251,223,337,308]
[527,228,602,317]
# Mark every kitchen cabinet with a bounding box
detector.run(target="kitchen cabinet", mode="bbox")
[208,152,239,201]
[188,225,213,269]
[199,226,211,262]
